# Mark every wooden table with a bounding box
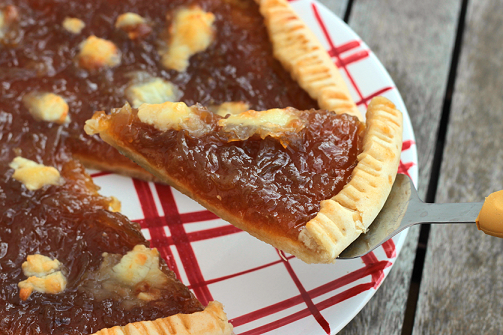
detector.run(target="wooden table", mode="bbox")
[318,0,503,334]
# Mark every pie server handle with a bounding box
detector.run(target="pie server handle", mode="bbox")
[476,190,503,237]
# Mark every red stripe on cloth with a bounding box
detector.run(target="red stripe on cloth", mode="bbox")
[361,253,382,288]
[313,282,376,311]
[312,3,367,106]
[354,86,394,107]
[186,225,243,242]
[136,224,242,249]
[132,179,181,280]
[238,282,376,335]
[398,161,415,178]
[180,210,219,223]
[402,139,415,151]
[336,50,370,68]
[175,225,242,245]
[328,40,361,57]
[309,260,390,297]
[89,171,112,178]
[231,291,306,328]
[361,252,388,288]
[191,255,295,289]
[231,259,390,328]
[279,251,330,334]
[155,183,213,305]
[382,239,397,258]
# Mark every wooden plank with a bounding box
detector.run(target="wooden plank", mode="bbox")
[316,0,462,334]
[346,0,461,198]
[413,0,503,333]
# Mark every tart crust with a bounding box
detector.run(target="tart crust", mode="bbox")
[93,301,233,335]
[86,96,402,264]
[300,97,402,263]
[257,0,362,119]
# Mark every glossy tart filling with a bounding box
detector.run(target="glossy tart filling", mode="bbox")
[87,103,365,240]
[0,0,317,172]
[0,137,202,334]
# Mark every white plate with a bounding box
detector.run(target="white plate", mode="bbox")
[92,1,418,333]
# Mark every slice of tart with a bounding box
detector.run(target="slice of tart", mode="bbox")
[0,138,232,334]
[85,97,403,263]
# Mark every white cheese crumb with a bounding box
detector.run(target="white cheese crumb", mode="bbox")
[210,101,250,117]
[137,292,159,301]
[18,255,67,301]
[218,108,305,141]
[19,272,67,301]
[115,13,151,40]
[115,12,145,28]
[112,245,168,287]
[77,35,121,70]
[9,157,62,191]
[126,77,179,108]
[161,7,215,72]
[137,101,211,136]
[23,92,70,124]
[22,254,62,277]
[62,17,85,34]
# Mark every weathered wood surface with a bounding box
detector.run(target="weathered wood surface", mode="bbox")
[317,0,461,333]
[414,0,503,333]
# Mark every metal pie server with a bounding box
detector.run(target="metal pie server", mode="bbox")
[338,173,503,259]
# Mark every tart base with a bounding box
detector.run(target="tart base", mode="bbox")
[92,301,234,335]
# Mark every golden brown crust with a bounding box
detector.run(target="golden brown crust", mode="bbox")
[301,97,403,263]
[258,0,362,119]
[92,301,233,335]
[88,97,402,264]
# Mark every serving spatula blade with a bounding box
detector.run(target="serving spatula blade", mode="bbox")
[337,173,501,259]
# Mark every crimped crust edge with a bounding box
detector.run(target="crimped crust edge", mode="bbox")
[258,0,362,119]
[92,301,233,335]
[302,96,403,263]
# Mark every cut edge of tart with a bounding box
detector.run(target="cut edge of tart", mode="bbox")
[92,301,233,335]
[85,96,402,264]
[74,150,160,182]
[258,0,363,120]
